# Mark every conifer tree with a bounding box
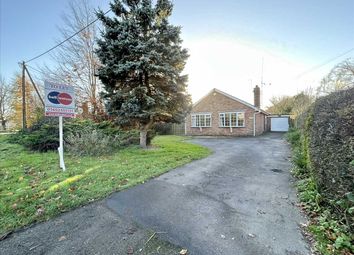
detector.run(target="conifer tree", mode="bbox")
[96,0,191,148]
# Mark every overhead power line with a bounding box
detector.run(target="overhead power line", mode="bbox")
[295,47,354,79]
[24,9,111,64]
[26,65,46,75]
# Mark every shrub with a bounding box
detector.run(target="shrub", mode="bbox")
[289,87,354,254]
[307,88,354,205]
[293,147,307,170]
[154,123,172,135]
[66,129,119,156]
[286,128,301,147]
[7,118,59,151]
[8,118,140,153]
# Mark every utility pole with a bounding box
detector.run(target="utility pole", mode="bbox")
[259,57,271,108]
[21,61,27,129]
[24,65,45,106]
[261,57,264,87]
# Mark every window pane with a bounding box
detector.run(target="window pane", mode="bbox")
[206,115,211,127]
[231,113,237,127]
[219,113,225,127]
[225,113,230,127]
[196,115,200,127]
[237,113,245,126]
[191,115,196,127]
[200,115,205,126]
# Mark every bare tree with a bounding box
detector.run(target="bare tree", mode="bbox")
[266,88,315,118]
[291,87,315,117]
[41,0,102,115]
[317,58,354,96]
[0,76,12,130]
[266,95,294,115]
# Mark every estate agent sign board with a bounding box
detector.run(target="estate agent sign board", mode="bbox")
[44,81,76,171]
[45,81,75,118]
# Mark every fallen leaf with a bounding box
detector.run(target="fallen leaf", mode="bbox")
[58,235,66,241]
[36,207,45,216]
[299,222,308,228]
[180,249,188,255]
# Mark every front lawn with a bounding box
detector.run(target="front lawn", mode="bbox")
[0,135,210,236]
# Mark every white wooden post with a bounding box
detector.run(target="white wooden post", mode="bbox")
[58,116,66,171]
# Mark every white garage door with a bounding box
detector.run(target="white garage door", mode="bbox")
[271,117,289,132]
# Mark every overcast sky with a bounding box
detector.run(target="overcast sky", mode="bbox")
[1,0,354,107]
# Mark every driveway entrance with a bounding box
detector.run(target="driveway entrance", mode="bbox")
[107,133,309,255]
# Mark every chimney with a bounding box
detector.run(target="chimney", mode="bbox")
[253,85,260,108]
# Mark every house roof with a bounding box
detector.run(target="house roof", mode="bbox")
[193,88,270,115]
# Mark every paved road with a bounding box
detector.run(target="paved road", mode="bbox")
[107,133,310,255]
[0,202,181,255]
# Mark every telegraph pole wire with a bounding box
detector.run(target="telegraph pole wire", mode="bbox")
[295,47,354,79]
[24,9,111,64]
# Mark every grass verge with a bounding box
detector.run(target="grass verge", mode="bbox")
[0,135,210,236]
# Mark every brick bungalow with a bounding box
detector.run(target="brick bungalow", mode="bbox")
[185,86,269,136]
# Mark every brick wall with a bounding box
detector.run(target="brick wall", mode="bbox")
[255,112,265,136]
[186,90,266,136]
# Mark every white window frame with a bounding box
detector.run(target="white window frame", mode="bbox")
[219,112,245,128]
[191,113,212,127]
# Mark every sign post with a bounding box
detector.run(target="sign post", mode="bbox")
[58,116,65,170]
[44,81,75,171]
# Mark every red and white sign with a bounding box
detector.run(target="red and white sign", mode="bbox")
[44,81,75,118]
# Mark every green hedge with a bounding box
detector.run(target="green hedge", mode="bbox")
[307,88,354,203]
[290,87,354,253]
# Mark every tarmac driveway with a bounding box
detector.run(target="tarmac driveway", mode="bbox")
[107,133,310,255]
[1,133,310,255]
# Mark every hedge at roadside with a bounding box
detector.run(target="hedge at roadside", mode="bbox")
[306,88,354,205]
[292,87,354,252]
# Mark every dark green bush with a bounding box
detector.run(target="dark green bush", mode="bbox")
[289,87,354,253]
[307,88,354,204]
[154,123,172,135]
[8,118,140,153]
[7,118,59,151]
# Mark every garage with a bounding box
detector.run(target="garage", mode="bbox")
[270,116,289,132]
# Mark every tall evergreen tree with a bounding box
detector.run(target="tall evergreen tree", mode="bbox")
[96,0,191,148]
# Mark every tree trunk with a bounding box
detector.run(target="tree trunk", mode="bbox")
[140,130,147,148]
[1,119,6,131]
[140,120,154,149]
